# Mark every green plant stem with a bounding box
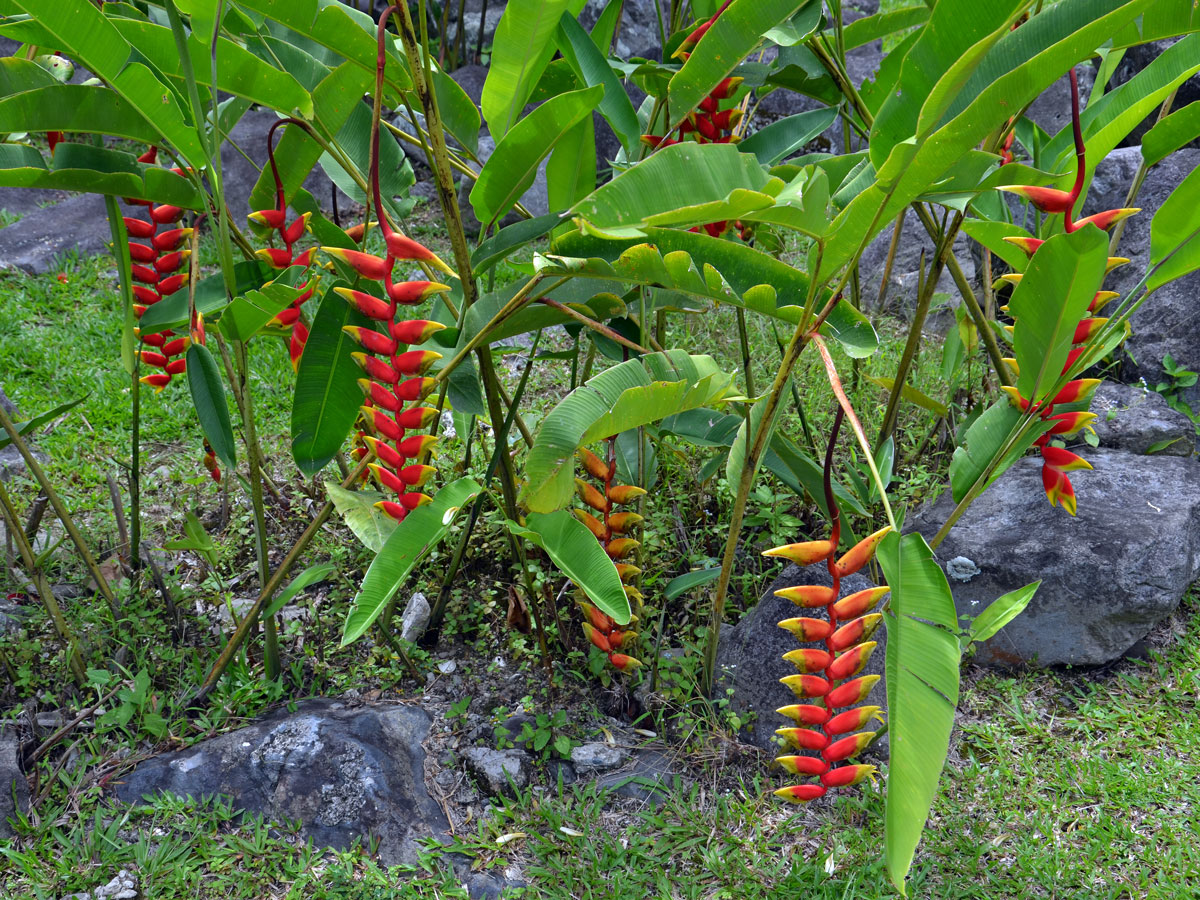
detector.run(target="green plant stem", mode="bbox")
[700,321,812,696]
[735,307,755,397]
[0,403,120,623]
[0,480,85,684]
[875,209,906,311]
[910,204,1012,387]
[538,298,651,355]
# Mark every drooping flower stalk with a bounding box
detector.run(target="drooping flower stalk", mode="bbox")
[762,409,892,802]
[573,440,645,672]
[319,7,456,522]
[995,67,1140,515]
[247,119,320,370]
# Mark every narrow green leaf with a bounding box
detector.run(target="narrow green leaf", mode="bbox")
[0,395,87,452]
[820,299,878,359]
[738,108,839,165]
[509,510,630,624]
[186,343,237,470]
[947,399,1053,503]
[1144,101,1200,167]
[727,391,782,490]
[471,85,603,228]
[556,12,641,156]
[326,482,397,553]
[471,213,565,275]
[262,563,336,620]
[964,581,1039,648]
[341,478,483,646]
[878,531,961,894]
[292,285,374,477]
[1148,163,1200,292]
[547,114,597,213]
[481,0,587,137]
[842,5,929,51]
[668,0,812,126]
[664,567,722,602]
[862,375,948,417]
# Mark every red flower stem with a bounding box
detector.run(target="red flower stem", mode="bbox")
[373,6,402,242]
[1065,66,1086,233]
[822,407,844,775]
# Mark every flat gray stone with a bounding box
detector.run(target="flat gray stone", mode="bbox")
[594,749,674,804]
[569,742,628,773]
[909,449,1200,667]
[113,699,446,867]
[1091,382,1195,456]
[462,747,531,798]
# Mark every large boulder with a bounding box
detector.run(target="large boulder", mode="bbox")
[1085,147,1200,406]
[1090,382,1196,457]
[716,564,887,753]
[0,192,115,275]
[113,699,448,867]
[909,449,1200,667]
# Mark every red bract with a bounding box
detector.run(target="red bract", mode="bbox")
[766,409,887,804]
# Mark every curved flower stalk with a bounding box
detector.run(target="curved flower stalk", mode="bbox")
[995,68,1139,515]
[248,120,320,370]
[762,409,892,803]
[573,441,645,672]
[319,8,456,523]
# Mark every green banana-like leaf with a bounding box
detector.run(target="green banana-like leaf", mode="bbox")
[947,398,1053,504]
[186,343,237,471]
[960,220,1034,273]
[1149,162,1200,292]
[726,388,784,490]
[325,482,397,553]
[521,350,739,512]
[471,85,603,228]
[878,530,961,894]
[481,0,587,138]
[821,0,1152,285]
[471,213,565,275]
[432,64,481,155]
[962,581,1038,649]
[234,0,411,92]
[1010,228,1108,404]
[738,108,839,166]
[547,114,597,214]
[0,83,184,153]
[841,5,930,50]
[0,142,202,209]
[110,18,313,116]
[217,281,302,342]
[291,284,375,477]
[341,477,483,646]
[138,260,271,332]
[509,510,630,625]
[1041,34,1200,180]
[1112,0,1200,45]
[569,142,784,238]
[1143,101,1200,167]
[668,0,813,128]
[556,11,640,156]
[262,563,337,620]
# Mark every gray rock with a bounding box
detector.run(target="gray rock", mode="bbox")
[113,699,446,866]
[594,749,674,803]
[0,192,114,275]
[909,449,1200,667]
[858,215,976,322]
[579,0,661,60]
[0,386,26,480]
[467,871,527,900]
[0,187,73,224]
[1108,40,1200,149]
[1085,148,1200,408]
[400,591,432,642]
[463,747,531,797]
[1091,382,1195,456]
[0,726,29,840]
[60,869,139,900]
[569,741,629,773]
[716,564,887,753]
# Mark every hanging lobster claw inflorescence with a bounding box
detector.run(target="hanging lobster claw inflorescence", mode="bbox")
[762,409,891,802]
[994,67,1138,515]
[573,441,645,672]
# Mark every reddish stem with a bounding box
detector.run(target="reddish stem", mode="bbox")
[373,6,403,243]
[1065,67,1086,232]
[822,408,844,773]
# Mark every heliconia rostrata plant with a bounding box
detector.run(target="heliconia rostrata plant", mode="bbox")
[995,68,1139,516]
[573,439,645,672]
[761,409,892,802]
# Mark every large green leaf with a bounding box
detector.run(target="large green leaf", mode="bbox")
[1149,162,1200,292]
[471,213,565,275]
[569,142,783,238]
[1112,0,1200,45]
[341,477,483,646]
[326,482,397,553]
[0,84,178,151]
[1143,101,1200,167]
[521,350,739,512]
[555,12,640,156]
[547,114,597,214]
[291,285,374,477]
[870,0,1020,170]
[110,18,313,116]
[668,0,812,126]
[509,510,630,624]
[548,228,819,324]
[1041,34,1200,180]
[726,390,783,489]
[186,343,237,470]
[841,5,929,51]
[234,0,411,92]
[471,85,603,228]
[877,531,961,894]
[947,398,1052,503]
[960,220,1034,273]
[821,0,1152,285]
[138,260,270,332]
[738,108,839,166]
[456,283,627,348]
[481,0,587,137]
[217,281,301,342]
[0,142,202,208]
[1010,228,1108,404]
